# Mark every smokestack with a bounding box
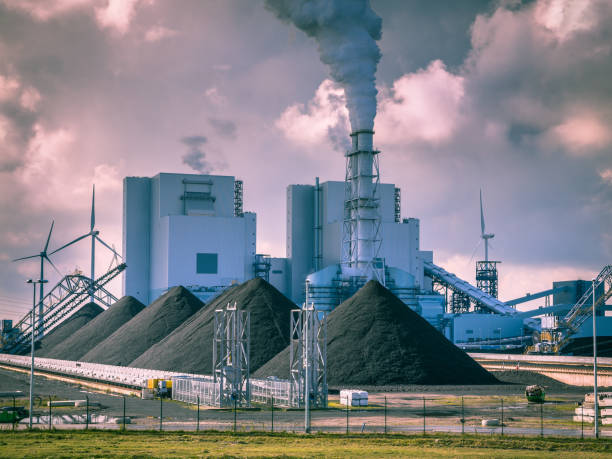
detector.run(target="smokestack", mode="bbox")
[347,129,377,271]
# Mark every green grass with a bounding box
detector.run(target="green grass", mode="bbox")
[0,430,611,458]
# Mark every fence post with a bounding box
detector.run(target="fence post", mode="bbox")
[581,404,584,439]
[384,396,387,434]
[12,396,16,431]
[233,397,237,433]
[461,396,465,435]
[48,395,52,430]
[197,395,200,432]
[501,398,504,436]
[85,396,89,430]
[122,396,126,432]
[160,397,163,432]
[540,402,543,437]
[271,396,274,433]
[422,397,426,436]
[346,402,349,434]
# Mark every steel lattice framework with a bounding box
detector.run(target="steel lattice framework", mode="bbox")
[341,135,383,282]
[3,263,126,354]
[289,307,327,409]
[213,303,250,407]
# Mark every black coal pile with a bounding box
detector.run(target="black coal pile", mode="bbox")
[41,296,145,361]
[130,277,294,374]
[36,303,103,357]
[80,286,204,366]
[255,280,498,386]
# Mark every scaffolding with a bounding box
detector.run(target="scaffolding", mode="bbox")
[476,261,500,299]
[289,307,327,409]
[253,254,271,282]
[394,187,401,223]
[213,303,250,407]
[341,133,383,282]
[233,179,244,217]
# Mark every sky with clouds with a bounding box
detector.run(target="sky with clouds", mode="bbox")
[0,0,610,321]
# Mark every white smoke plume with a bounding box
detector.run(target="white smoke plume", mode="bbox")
[265,0,382,132]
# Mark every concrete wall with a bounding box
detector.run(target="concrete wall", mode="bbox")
[269,257,289,299]
[122,177,151,304]
[452,314,525,343]
[286,184,314,304]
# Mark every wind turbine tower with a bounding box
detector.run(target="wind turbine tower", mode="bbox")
[13,221,62,337]
[476,190,501,300]
[51,185,121,303]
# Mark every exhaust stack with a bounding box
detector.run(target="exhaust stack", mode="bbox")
[343,129,380,275]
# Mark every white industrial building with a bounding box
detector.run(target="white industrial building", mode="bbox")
[122,173,256,304]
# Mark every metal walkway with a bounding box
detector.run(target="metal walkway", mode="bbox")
[3,263,126,354]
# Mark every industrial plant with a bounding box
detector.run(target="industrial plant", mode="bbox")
[0,0,611,435]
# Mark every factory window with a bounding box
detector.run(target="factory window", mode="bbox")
[272,270,283,274]
[196,253,218,274]
[465,329,473,334]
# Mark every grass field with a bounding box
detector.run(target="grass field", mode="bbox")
[1,431,612,458]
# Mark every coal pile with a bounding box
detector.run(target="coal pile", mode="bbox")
[130,277,294,374]
[40,296,145,361]
[36,303,103,357]
[255,280,498,386]
[80,286,204,366]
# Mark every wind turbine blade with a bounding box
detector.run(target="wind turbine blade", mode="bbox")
[90,184,96,231]
[44,255,62,276]
[95,235,122,259]
[468,239,482,266]
[12,254,39,262]
[49,233,90,255]
[480,189,485,236]
[44,220,55,253]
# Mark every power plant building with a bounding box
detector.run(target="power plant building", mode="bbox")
[122,173,256,304]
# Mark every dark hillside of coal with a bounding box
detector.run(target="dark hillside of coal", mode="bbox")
[41,296,145,361]
[130,277,294,374]
[36,302,103,357]
[80,286,204,366]
[255,280,498,385]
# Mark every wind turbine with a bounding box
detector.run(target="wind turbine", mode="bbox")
[50,185,121,303]
[13,221,62,336]
[480,189,495,262]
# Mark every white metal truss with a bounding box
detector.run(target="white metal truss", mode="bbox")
[341,145,383,282]
[3,263,126,354]
[289,307,327,408]
[213,302,250,407]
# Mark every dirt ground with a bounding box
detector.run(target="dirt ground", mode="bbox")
[0,367,608,436]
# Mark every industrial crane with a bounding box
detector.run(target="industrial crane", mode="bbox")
[526,265,612,354]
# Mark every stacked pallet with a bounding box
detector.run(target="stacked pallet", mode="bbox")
[573,392,612,424]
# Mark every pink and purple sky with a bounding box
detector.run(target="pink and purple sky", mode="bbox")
[0,0,610,320]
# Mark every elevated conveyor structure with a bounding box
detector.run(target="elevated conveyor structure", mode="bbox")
[528,265,612,354]
[423,261,539,330]
[3,263,126,354]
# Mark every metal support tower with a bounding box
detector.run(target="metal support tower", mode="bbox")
[451,291,471,314]
[341,130,383,282]
[253,254,271,282]
[476,261,500,299]
[213,302,250,407]
[289,307,327,409]
[233,180,244,217]
[394,187,401,223]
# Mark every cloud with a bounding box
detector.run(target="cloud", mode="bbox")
[600,168,612,185]
[94,0,140,34]
[144,25,178,43]
[208,118,237,139]
[546,112,612,155]
[0,0,144,34]
[0,0,91,21]
[275,79,350,152]
[376,60,465,146]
